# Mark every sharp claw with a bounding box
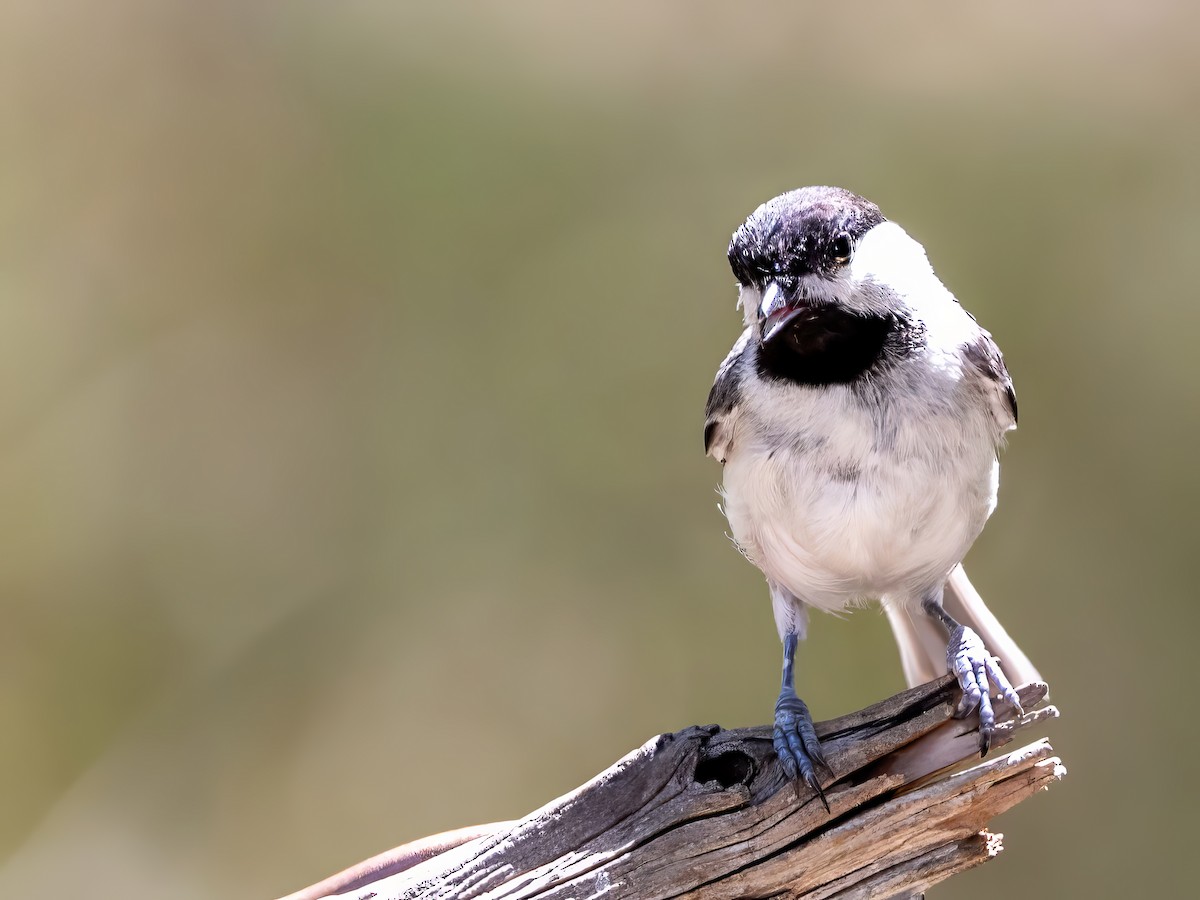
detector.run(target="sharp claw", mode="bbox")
[946,625,1021,756]
[807,740,829,772]
[805,771,831,813]
[953,691,975,719]
[977,691,995,756]
[774,690,831,811]
[954,685,978,718]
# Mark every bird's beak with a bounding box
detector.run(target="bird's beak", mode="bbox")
[759,280,807,346]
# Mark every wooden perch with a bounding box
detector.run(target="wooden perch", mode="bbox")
[282,677,1063,900]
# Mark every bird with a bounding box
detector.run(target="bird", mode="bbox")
[703,186,1041,807]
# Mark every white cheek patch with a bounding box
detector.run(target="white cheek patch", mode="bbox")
[851,222,979,347]
[851,222,935,301]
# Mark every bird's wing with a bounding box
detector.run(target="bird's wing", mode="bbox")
[704,327,752,463]
[962,329,1018,431]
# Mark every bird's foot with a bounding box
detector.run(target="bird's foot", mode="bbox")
[946,625,1023,755]
[773,688,831,810]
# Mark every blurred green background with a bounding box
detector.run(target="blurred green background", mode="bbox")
[1,2,1195,897]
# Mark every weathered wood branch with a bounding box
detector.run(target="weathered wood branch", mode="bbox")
[282,678,1062,900]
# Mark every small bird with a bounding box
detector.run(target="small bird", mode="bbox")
[704,186,1040,806]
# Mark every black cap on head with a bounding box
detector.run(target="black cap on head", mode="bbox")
[728,186,886,286]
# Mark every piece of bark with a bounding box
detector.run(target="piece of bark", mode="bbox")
[281,677,1063,900]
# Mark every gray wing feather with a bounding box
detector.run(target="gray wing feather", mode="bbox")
[963,330,1017,430]
[704,328,752,462]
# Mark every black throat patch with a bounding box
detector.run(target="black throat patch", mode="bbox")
[755,307,920,386]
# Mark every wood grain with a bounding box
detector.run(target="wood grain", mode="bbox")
[281,677,1063,900]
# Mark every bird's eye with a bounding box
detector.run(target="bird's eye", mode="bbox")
[831,233,853,265]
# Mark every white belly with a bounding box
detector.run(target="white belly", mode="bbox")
[721,405,1000,613]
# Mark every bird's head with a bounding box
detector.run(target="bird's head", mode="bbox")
[728,186,937,353]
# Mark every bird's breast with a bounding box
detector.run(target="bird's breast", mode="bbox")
[720,400,998,611]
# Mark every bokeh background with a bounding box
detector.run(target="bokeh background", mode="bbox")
[1,2,1195,897]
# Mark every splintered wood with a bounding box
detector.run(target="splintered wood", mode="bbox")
[284,678,1063,900]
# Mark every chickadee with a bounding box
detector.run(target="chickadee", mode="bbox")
[704,186,1041,805]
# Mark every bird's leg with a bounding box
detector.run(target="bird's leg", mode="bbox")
[773,630,830,810]
[921,587,1022,755]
